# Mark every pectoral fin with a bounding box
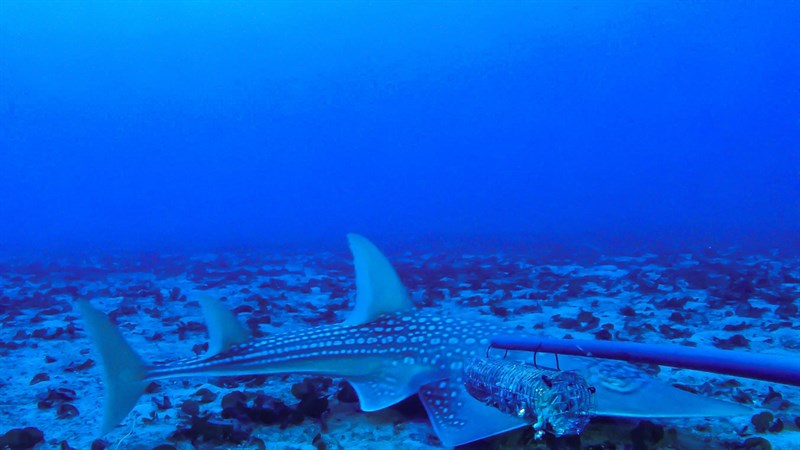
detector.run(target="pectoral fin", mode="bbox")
[418,377,528,448]
[564,357,752,418]
[592,378,752,418]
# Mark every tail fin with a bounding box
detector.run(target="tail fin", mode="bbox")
[76,299,149,435]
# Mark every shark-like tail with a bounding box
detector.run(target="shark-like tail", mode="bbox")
[76,299,149,435]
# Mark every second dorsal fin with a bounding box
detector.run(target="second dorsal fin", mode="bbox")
[197,294,250,354]
[344,233,413,326]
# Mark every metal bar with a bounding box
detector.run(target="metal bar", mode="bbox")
[490,335,800,387]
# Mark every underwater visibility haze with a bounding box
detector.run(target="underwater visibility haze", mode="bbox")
[1,1,798,251]
[1,1,799,449]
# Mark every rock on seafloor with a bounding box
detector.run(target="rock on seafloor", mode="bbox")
[0,245,798,449]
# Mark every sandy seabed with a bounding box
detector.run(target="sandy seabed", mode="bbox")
[1,244,798,449]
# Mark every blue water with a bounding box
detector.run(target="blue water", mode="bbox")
[1,1,798,252]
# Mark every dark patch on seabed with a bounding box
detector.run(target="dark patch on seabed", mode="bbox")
[0,243,798,450]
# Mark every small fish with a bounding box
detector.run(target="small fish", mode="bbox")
[77,234,749,447]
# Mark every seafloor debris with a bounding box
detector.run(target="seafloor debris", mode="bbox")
[55,403,79,419]
[0,245,798,448]
[29,372,49,385]
[0,427,44,450]
[291,376,333,419]
[630,420,665,450]
[89,438,108,450]
[734,436,773,450]
[192,387,218,404]
[336,380,359,403]
[168,414,251,446]
[36,388,77,409]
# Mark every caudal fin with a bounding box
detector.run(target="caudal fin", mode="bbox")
[76,299,149,435]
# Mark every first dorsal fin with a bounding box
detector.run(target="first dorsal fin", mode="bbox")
[197,294,250,354]
[344,233,413,326]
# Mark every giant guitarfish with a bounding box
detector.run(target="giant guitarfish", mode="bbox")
[77,234,748,446]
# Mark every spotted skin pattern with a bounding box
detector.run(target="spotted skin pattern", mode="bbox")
[144,310,514,445]
[149,312,498,382]
[79,233,751,447]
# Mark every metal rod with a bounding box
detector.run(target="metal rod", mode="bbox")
[490,335,800,387]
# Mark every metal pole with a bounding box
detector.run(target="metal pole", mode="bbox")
[490,336,800,387]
